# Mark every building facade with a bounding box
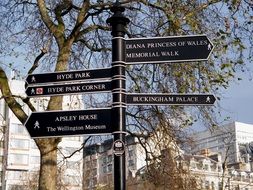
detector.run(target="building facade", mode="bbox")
[83,136,146,190]
[180,153,253,190]
[192,122,253,167]
[0,79,84,190]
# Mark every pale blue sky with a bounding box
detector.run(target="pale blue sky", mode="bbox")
[220,70,253,125]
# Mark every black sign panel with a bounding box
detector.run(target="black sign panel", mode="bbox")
[25,108,112,138]
[26,81,111,97]
[126,94,216,105]
[26,67,111,85]
[126,35,213,64]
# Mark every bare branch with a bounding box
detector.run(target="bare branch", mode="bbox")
[0,67,28,124]
[37,0,58,35]
[27,48,48,75]
[77,39,111,52]
[58,136,91,163]
[69,1,90,42]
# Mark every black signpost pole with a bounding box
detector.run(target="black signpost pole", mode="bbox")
[107,2,129,190]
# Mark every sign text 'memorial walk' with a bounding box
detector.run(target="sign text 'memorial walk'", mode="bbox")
[126,35,213,64]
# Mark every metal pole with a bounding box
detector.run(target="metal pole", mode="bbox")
[106,2,129,190]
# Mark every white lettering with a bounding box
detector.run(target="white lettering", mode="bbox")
[66,85,81,92]
[79,114,97,121]
[126,43,146,49]
[133,96,174,102]
[75,72,91,79]
[47,127,56,132]
[175,97,198,102]
[57,126,84,131]
[126,52,159,58]
[147,42,177,48]
[161,51,179,56]
[81,84,106,91]
[85,125,106,130]
[57,73,73,80]
[48,87,64,93]
[55,116,77,122]
[186,40,208,46]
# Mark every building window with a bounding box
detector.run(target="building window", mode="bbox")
[66,161,80,170]
[205,181,210,189]
[103,166,107,173]
[9,154,29,165]
[129,150,134,157]
[9,185,25,190]
[65,175,79,186]
[92,169,97,176]
[218,145,224,150]
[10,123,27,135]
[103,156,107,164]
[0,141,4,148]
[92,177,97,186]
[85,161,91,169]
[65,147,80,155]
[9,139,29,150]
[92,160,97,168]
[0,171,2,182]
[128,160,134,167]
[0,156,3,163]
[9,171,27,180]
[30,140,38,149]
[30,156,40,164]
[108,164,112,173]
[108,155,112,163]
[204,164,209,171]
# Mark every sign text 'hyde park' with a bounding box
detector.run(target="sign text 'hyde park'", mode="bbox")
[26,67,111,85]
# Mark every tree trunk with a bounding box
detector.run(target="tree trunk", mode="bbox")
[37,138,60,190]
[36,42,72,190]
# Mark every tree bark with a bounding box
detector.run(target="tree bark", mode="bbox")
[34,42,72,190]
[36,139,60,190]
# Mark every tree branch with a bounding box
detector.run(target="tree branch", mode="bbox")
[0,67,28,124]
[58,136,91,164]
[183,0,221,20]
[27,48,48,75]
[69,1,90,42]
[77,39,111,52]
[37,0,65,43]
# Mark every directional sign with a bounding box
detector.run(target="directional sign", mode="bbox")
[126,93,216,105]
[125,35,213,64]
[26,67,111,85]
[26,81,111,97]
[25,108,112,138]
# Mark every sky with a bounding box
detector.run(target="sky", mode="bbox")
[219,70,253,125]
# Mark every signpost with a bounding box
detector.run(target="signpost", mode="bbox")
[106,3,129,190]
[26,67,111,85]
[126,93,216,105]
[25,81,111,97]
[126,35,213,64]
[24,2,215,190]
[25,108,112,138]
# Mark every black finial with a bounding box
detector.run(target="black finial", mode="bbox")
[106,0,129,36]
[111,0,124,12]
